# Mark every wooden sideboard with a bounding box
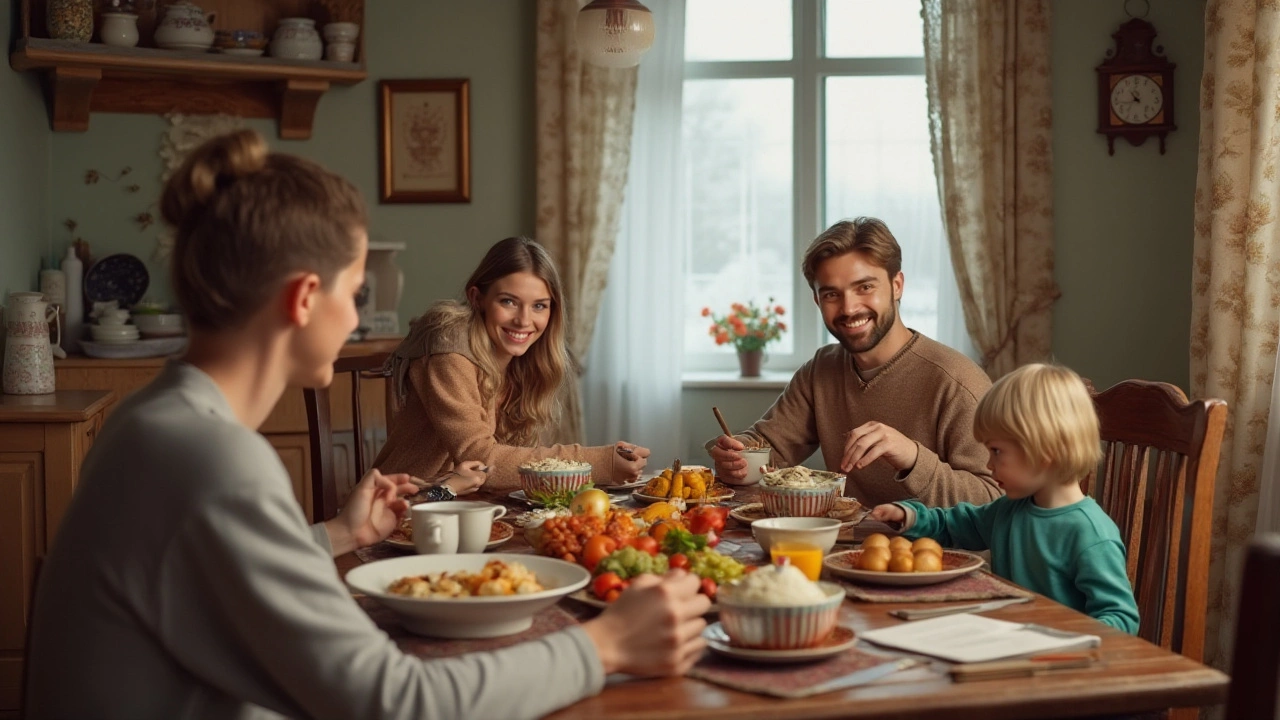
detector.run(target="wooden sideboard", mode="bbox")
[53,339,400,523]
[0,390,113,712]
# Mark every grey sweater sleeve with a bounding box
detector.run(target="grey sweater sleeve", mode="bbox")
[159,483,604,719]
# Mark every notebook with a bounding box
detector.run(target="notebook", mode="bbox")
[859,613,1101,664]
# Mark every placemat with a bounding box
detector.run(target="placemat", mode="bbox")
[688,644,909,699]
[358,595,581,659]
[834,570,1031,603]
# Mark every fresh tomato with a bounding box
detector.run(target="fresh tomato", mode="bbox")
[699,577,718,601]
[604,588,622,603]
[627,535,660,556]
[668,552,690,570]
[582,534,618,572]
[686,506,729,536]
[592,572,625,600]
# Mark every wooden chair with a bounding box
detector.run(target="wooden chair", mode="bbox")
[1084,380,1227,672]
[303,352,400,522]
[1225,533,1280,720]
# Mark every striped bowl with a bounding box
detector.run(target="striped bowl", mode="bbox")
[518,465,593,497]
[760,483,840,517]
[717,581,846,649]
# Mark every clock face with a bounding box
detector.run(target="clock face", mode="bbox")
[1110,74,1164,125]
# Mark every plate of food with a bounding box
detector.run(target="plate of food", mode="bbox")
[632,465,734,505]
[729,498,869,526]
[345,554,590,638]
[823,541,985,587]
[386,519,515,552]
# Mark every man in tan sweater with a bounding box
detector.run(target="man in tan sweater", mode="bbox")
[710,218,1000,508]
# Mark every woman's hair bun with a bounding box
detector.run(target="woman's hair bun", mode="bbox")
[161,129,269,228]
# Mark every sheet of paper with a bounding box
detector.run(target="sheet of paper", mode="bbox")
[859,613,1100,664]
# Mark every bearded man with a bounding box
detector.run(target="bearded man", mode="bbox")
[708,217,1000,508]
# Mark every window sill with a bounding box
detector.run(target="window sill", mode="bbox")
[681,370,793,390]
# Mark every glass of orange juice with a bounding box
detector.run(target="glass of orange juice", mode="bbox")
[769,541,824,581]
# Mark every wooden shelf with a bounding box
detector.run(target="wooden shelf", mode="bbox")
[10,37,366,138]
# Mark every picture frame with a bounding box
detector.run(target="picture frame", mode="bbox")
[378,79,471,204]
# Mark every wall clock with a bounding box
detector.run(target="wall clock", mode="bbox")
[1095,5,1176,155]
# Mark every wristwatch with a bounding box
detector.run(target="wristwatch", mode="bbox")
[424,484,456,502]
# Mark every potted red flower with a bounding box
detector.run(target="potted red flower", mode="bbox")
[702,299,788,377]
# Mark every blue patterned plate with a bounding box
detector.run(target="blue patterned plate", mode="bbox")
[84,254,150,307]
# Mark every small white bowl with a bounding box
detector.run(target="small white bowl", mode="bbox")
[346,553,590,638]
[751,516,843,555]
[717,581,846,649]
[90,325,140,341]
[132,313,185,337]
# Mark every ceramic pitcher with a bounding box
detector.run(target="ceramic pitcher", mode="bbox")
[3,292,61,395]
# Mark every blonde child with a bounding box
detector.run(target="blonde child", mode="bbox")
[870,363,1139,633]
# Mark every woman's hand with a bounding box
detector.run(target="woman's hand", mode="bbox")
[869,503,906,524]
[611,441,651,482]
[581,571,710,676]
[441,460,489,496]
[324,469,418,556]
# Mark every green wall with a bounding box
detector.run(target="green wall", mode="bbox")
[0,1,51,301]
[33,0,535,316]
[1052,0,1203,392]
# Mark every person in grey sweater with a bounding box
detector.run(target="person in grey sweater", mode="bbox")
[24,129,710,720]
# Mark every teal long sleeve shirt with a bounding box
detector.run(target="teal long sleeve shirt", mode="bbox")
[900,496,1140,634]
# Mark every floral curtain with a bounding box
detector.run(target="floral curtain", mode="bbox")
[1190,0,1280,672]
[535,0,639,442]
[921,0,1058,378]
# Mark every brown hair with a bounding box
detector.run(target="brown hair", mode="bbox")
[160,129,368,331]
[417,237,571,445]
[801,217,903,290]
[974,363,1103,484]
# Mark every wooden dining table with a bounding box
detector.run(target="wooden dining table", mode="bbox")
[337,487,1229,720]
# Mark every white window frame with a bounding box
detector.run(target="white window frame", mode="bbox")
[682,1,926,373]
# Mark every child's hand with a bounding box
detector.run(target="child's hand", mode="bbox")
[870,503,905,524]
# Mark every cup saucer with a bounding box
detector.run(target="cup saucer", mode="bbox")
[703,622,857,664]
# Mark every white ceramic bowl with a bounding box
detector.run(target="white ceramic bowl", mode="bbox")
[752,516,843,555]
[518,464,593,498]
[90,325,140,343]
[717,581,845,649]
[131,313,185,337]
[346,553,590,638]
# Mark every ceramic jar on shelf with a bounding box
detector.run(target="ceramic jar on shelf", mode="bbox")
[46,0,93,42]
[271,18,323,61]
[154,0,216,51]
[100,12,140,48]
[322,22,360,62]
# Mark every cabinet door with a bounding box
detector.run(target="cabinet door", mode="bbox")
[266,434,313,523]
[0,453,42,711]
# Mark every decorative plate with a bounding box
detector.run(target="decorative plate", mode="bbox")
[631,484,734,506]
[729,498,869,526]
[823,549,985,587]
[703,622,856,663]
[83,254,150,307]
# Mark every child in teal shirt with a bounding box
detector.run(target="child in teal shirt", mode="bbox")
[870,363,1140,634]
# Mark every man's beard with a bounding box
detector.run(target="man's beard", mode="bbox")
[827,301,897,355]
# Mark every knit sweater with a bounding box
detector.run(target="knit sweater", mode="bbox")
[717,332,999,507]
[900,496,1141,634]
[373,322,619,491]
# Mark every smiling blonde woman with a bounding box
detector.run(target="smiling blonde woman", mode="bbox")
[375,236,650,494]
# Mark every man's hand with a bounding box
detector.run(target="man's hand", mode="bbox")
[841,421,919,474]
[708,435,747,482]
[324,469,418,557]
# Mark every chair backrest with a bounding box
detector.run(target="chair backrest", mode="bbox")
[1226,533,1280,720]
[1084,379,1227,668]
[303,352,398,522]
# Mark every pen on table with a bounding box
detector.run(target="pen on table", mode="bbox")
[949,652,1098,682]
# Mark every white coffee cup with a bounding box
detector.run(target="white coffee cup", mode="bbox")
[740,448,773,485]
[423,501,507,553]
[411,504,459,554]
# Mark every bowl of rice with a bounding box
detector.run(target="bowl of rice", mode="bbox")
[717,564,846,649]
[518,458,593,498]
[759,466,845,517]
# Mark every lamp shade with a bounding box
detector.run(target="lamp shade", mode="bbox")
[575,0,655,68]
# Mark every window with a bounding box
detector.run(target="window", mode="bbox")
[682,0,973,371]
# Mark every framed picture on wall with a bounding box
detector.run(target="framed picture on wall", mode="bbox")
[378,78,471,203]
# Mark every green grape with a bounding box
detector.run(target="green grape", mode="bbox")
[688,550,745,585]
[596,546,669,579]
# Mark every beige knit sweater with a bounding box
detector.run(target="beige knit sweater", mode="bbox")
[719,332,1000,508]
[373,325,618,492]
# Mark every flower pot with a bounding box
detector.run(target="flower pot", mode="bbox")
[737,349,763,378]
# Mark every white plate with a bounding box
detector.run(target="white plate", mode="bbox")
[703,622,857,663]
[631,487,734,506]
[823,549,985,587]
[508,489,545,507]
[568,588,720,614]
[605,476,651,492]
[346,553,589,638]
[80,337,188,358]
[385,520,515,552]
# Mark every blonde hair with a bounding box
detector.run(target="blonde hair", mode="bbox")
[801,217,903,290]
[161,129,367,331]
[974,363,1102,483]
[418,237,570,446]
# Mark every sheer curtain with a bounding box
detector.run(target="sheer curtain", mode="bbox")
[1259,346,1280,534]
[583,0,686,464]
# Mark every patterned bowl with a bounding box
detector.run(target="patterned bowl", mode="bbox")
[760,483,841,517]
[518,464,593,498]
[717,581,845,649]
